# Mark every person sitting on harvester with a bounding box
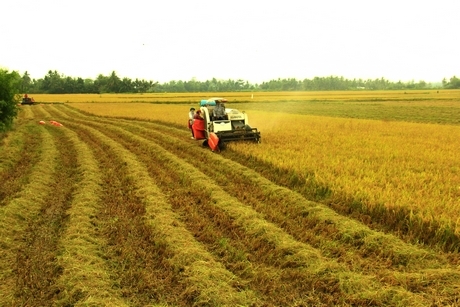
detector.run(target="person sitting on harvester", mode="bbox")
[192,110,206,140]
[194,109,203,120]
[188,107,195,139]
[213,101,226,120]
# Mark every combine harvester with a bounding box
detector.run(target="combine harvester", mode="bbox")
[21,94,36,105]
[192,97,261,152]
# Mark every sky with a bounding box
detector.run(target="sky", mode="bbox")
[1,0,459,84]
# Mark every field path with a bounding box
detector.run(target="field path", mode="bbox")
[0,104,458,306]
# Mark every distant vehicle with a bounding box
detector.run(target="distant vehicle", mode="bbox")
[192,97,261,151]
[21,94,36,105]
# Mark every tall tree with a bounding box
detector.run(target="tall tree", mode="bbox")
[21,71,32,93]
[41,70,64,93]
[444,76,460,89]
[106,71,122,93]
[94,74,109,93]
[0,69,21,132]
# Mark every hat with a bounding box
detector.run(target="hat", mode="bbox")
[190,107,195,111]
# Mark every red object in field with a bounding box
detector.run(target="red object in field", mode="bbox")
[50,120,63,127]
[192,119,206,140]
[208,132,219,152]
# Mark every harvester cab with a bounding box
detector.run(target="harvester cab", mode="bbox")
[195,97,261,151]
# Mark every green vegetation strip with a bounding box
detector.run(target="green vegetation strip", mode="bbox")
[0,127,57,305]
[53,126,130,306]
[67,122,255,306]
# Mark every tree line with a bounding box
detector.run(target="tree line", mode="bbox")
[2,67,460,133]
[18,70,460,94]
[20,70,157,94]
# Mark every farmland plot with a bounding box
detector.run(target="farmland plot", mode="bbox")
[1,104,459,306]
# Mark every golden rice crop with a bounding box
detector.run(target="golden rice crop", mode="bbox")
[232,113,460,234]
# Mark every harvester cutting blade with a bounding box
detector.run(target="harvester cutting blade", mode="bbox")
[216,127,261,143]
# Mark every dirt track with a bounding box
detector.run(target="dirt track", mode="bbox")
[0,104,459,306]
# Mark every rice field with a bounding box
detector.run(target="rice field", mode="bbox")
[1,91,460,306]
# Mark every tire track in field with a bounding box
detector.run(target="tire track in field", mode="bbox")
[47,104,460,306]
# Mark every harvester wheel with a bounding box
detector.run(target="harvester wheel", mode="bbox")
[218,139,227,151]
[202,140,209,147]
